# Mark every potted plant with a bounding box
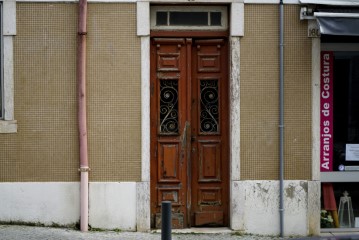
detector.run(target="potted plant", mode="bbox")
[321,210,334,228]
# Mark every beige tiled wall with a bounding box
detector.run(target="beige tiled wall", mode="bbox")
[87,3,141,181]
[240,4,312,180]
[1,3,311,182]
[0,3,141,182]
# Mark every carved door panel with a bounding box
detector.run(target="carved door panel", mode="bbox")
[190,39,229,226]
[150,38,228,228]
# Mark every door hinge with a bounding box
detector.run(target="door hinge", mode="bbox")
[150,82,154,96]
[155,144,158,158]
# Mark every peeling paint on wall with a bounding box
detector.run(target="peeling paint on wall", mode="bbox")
[234,180,320,236]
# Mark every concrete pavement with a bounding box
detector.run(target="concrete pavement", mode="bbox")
[0,225,281,240]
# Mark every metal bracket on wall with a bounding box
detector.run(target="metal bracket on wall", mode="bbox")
[78,167,91,172]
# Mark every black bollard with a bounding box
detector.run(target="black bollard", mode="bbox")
[161,201,172,240]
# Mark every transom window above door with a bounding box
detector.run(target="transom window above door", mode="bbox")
[150,6,228,30]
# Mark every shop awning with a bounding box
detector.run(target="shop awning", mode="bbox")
[299,0,359,36]
[299,0,359,6]
[314,12,359,36]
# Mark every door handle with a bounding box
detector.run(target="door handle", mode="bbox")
[180,122,190,165]
[181,121,190,148]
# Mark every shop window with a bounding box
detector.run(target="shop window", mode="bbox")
[333,54,359,171]
[320,41,359,229]
[321,183,359,228]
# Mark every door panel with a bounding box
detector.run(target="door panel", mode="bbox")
[198,141,221,182]
[191,39,229,227]
[150,37,228,228]
[158,141,180,182]
[151,38,188,228]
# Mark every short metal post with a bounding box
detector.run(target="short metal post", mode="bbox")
[161,201,172,240]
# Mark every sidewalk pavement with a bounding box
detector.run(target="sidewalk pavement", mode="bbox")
[5,224,359,240]
[0,225,281,240]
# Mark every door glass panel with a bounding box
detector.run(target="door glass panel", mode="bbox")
[169,12,208,26]
[210,12,221,26]
[160,80,179,134]
[200,79,219,133]
[156,12,168,26]
[151,6,228,30]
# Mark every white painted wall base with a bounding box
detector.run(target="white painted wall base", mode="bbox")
[0,183,80,226]
[232,180,320,236]
[0,181,320,235]
[89,182,136,231]
[0,182,138,230]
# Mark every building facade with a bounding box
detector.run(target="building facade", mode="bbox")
[0,0,358,236]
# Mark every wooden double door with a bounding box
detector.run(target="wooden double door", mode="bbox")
[150,37,229,228]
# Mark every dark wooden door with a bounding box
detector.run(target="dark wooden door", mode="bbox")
[150,38,229,228]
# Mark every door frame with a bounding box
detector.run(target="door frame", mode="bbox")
[136,1,244,231]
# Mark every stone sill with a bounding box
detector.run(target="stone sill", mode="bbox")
[0,120,17,133]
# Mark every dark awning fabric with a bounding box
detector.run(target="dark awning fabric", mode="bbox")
[315,13,359,36]
[299,0,359,36]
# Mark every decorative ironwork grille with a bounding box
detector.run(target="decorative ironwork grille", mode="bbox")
[200,80,219,133]
[160,80,179,134]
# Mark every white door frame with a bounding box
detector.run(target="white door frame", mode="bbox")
[136,1,244,231]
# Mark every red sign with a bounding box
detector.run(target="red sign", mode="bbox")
[320,51,333,171]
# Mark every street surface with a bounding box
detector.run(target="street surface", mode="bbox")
[0,225,280,240]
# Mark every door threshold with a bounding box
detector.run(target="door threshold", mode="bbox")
[321,228,359,233]
[152,227,232,234]
[321,228,359,237]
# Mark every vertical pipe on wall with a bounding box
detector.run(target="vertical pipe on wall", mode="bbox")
[0,3,3,119]
[77,0,89,232]
[279,0,285,237]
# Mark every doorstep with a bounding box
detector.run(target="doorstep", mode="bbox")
[152,227,232,234]
[321,228,359,237]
